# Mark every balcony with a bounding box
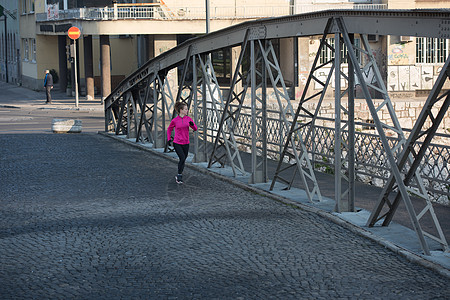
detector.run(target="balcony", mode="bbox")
[36,3,388,22]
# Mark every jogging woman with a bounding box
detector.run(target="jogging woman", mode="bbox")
[167,102,198,184]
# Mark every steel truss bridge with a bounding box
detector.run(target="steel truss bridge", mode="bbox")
[104,9,450,256]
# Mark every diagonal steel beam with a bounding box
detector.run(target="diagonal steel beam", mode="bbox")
[136,74,157,144]
[270,19,338,202]
[207,30,252,176]
[367,53,450,253]
[336,17,434,255]
[199,53,246,176]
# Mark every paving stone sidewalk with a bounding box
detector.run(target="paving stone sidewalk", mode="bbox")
[1,133,449,299]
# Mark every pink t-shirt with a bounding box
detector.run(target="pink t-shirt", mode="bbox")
[167,115,198,144]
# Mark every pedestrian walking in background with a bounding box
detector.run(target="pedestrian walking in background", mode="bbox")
[44,70,53,104]
[167,101,198,184]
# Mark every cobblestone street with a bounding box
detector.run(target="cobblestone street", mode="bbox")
[1,132,449,299]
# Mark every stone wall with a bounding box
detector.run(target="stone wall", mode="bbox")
[240,88,450,139]
[298,98,450,137]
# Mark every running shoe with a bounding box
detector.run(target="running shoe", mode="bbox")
[175,175,183,184]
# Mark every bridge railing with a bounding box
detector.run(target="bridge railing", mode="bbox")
[202,105,450,205]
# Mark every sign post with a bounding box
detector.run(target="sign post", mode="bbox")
[68,26,81,107]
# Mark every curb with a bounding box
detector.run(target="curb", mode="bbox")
[98,131,450,279]
[0,105,21,109]
[0,104,103,111]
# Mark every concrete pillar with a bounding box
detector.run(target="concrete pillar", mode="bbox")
[58,35,68,92]
[148,35,155,59]
[154,34,177,57]
[137,35,150,67]
[83,35,94,100]
[100,35,111,103]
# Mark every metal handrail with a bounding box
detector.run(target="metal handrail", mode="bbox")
[204,105,450,204]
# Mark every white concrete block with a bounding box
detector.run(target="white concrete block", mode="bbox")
[52,119,82,133]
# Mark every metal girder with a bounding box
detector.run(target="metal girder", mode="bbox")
[132,71,175,147]
[250,40,268,183]
[192,54,208,163]
[136,74,156,144]
[333,30,356,213]
[335,16,444,255]
[152,72,174,148]
[101,10,450,257]
[269,20,336,203]
[208,30,251,176]
[367,54,450,254]
[104,95,114,132]
[103,10,450,110]
[115,92,131,136]
[127,89,140,139]
[200,53,246,176]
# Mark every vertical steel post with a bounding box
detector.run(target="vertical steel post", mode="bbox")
[250,40,268,183]
[3,14,8,83]
[126,97,131,138]
[261,45,268,183]
[347,33,356,212]
[250,40,257,182]
[336,17,430,255]
[104,97,112,132]
[192,55,202,161]
[334,32,342,212]
[74,39,79,108]
[152,78,160,148]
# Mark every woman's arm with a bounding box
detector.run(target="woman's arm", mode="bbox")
[189,118,198,131]
[167,119,175,141]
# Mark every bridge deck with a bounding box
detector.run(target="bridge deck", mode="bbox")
[1,130,449,297]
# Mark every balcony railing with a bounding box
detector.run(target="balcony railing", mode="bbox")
[36,4,388,22]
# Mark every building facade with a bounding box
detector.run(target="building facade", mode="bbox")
[0,0,449,106]
[0,1,20,84]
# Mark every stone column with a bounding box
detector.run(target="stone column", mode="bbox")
[83,35,94,100]
[58,35,68,92]
[100,35,111,104]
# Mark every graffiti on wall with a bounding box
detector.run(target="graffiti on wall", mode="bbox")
[388,44,410,65]
[388,65,439,91]
[313,67,376,89]
[310,65,444,92]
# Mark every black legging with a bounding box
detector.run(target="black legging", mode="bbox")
[173,143,189,174]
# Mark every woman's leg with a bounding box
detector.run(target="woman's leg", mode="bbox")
[173,143,187,174]
[181,144,190,172]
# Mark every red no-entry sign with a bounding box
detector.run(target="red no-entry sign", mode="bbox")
[68,26,81,40]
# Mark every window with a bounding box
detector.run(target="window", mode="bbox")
[21,0,27,14]
[242,39,281,86]
[416,37,449,64]
[211,48,231,84]
[8,33,12,62]
[13,34,16,62]
[320,37,361,64]
[1,33,3,60]
[31,39,36,62]
[30,0,35,13]
[23,39,29,61]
